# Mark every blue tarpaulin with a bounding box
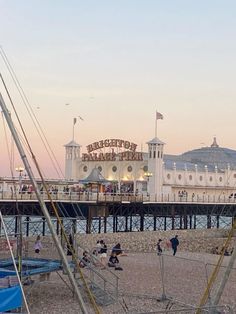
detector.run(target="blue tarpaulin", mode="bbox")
[0,285,22,312]
[0,269,22,312]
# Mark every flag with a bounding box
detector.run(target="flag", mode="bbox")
[156,111,163,120]
[73,117,77,125]
[78,116,84,121]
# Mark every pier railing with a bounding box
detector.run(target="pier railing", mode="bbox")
[0,190,236,204]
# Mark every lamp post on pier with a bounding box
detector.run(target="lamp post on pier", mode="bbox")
[16,166,24,194]
[144,171,153,199]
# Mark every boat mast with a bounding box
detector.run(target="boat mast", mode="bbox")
[0,94,88,314]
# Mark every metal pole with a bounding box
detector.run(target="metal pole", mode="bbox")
[159,254,167,300]
[210,242,236,313]
[0,94,88,314]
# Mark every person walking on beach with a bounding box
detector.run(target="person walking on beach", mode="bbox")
[34,235,43,254]
[170,235,179,256]
[157,239,163,255]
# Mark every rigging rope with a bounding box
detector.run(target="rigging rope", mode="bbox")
[196,218,236,313]
[0,211,30,314]
[0,47,64,178]
[34,160,101,314]
[0,63,101,313]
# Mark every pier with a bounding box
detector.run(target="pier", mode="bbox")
[0,191,235,235]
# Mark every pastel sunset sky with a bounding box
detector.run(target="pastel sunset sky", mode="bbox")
[0,0,236,178]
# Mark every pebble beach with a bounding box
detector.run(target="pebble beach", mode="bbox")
[18,229,236,313]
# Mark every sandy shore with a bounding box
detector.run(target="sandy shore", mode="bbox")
[16,229,235,313]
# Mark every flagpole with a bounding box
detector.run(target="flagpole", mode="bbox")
[155,111,157,138]
[72,117,77,141]
[72,120,75,141]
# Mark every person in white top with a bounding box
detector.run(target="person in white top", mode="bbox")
[34,235,43,254]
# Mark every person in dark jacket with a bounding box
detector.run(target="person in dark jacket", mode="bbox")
[108,252,119,267]
[108,252,123,270]
[170,235,179,256]
[157,239,163,255]
[112,243,122,255]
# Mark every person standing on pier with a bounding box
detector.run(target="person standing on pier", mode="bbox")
[170,235,179,256]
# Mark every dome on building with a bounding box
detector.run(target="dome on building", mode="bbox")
[179,138,236,170]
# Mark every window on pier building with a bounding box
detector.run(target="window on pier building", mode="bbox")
[143,166,148,172]
[149,150,152,158]
[153,150,156,158]
[127,165,132,172]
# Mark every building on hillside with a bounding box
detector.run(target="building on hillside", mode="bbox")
[64,136,236,201]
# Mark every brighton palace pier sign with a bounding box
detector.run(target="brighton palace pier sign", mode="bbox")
[82,139,143,162]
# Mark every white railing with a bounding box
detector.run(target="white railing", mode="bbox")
[0,191,236,204]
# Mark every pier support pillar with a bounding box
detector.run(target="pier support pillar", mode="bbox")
[189,215,192,229]
[125,216,129,232]
[26,216,30,237]
[140,214,144,232]
[184,215,188,229]
[193,215,197,229]
[42,217,46,236]
[207,215,211,229]
[164,216,167,231]
[14,216,18,237]
[153,216,157,231]
[113,216,116,233]
[171,205,175,230]
[130,216,133,232]
[103,216,107,233]
[98,217,101,234]
[179,216,183,229]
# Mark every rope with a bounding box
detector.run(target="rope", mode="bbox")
[0,56,100,312]
[33,158,101,314]
[0,211,30,314]
[0,47,64,178]
[196,218,236,313]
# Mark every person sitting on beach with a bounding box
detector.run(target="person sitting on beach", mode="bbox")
[79,251,90,268]
[112,243,127,256]
[95,240,101,256]
[211,246,219,254]
[34,235,42,254]
[108,252,123,270]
